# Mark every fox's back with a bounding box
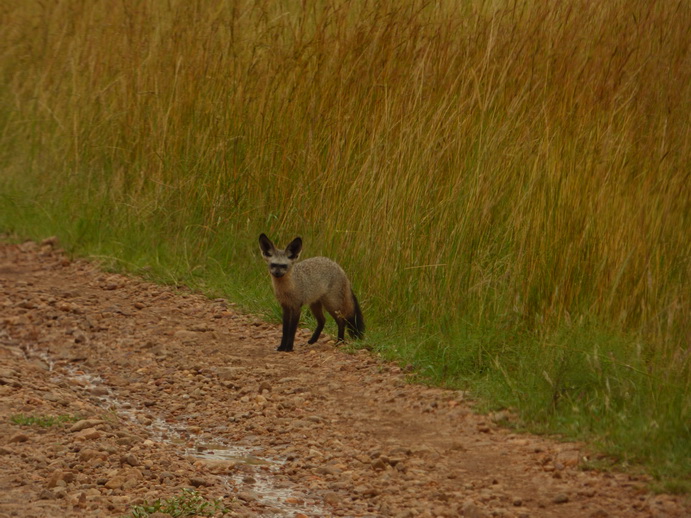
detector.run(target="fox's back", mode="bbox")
[290,257,350,306]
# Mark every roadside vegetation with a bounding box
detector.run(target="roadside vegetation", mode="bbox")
[126,489,228,518]
[10,414,81,428]
[1,0,688,491]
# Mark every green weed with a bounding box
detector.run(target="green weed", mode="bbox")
[10,414,81,428]
[125,489,228,518]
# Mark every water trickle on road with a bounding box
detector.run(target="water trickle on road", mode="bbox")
[22,345,326,517]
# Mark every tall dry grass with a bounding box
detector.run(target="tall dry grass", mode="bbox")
[1,0,689,485]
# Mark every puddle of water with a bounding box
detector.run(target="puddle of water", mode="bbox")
[22,346,327,517]
[191,444,275,466]
[21,344,56,371]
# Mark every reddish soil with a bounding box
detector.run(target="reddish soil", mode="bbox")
[0,240,688,518]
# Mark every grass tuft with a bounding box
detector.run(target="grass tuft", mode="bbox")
[125,489,228,518]
[10,414,81,428]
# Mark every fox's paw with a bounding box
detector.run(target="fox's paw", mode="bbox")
[276,345,293,352]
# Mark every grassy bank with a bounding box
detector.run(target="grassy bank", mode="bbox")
[1,0,689,490]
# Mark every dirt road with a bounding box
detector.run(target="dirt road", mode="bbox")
[0,240,687,517]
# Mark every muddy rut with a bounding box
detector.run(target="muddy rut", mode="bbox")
[0,240,687,518]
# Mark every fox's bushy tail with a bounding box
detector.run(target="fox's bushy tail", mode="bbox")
[346,290,365,339]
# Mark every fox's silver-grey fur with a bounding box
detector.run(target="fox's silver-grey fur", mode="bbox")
[259,233,364,352]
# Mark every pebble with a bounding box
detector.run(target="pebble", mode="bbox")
[462,501,487,518]
[236,491,258,502]
[189,477,213,487]
[553,493,570,504]
[75,428,102,441]
[121,454,140,466]
[8,433,30,443]
[69,419,104,432]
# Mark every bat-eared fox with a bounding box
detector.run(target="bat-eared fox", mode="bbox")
[259,234,365,352]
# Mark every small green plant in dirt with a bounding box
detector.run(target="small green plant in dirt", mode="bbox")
[125,489,228,518]
[10,414,80,428]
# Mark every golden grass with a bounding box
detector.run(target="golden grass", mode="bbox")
[3,0,689,362]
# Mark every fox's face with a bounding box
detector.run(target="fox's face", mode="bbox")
[259,234,302,279]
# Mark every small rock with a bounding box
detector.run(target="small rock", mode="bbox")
[88,386,109,396]
[189,477,212,488]
[121,454,140,467]
[69,419,104,432]
[371,457,388,471]
[323,492,340,505]
[41,236,59,247]
[237,491,257,502]
[79,449,105,462]
[105,470,142,490]
[553,493,570,504]
[105,475,126,490]
[315,465,342,476]
[490,410,511,423]
[174,330,199,343]
[355,485,379,498]
[8,433,29,443]
[387,456,406,467]
[46,470,75,488]
[557,449,582,467]
[75,428,101,441]
[38,489,57,500]
[216,367,240,380]
[159,471,175,482]
[462,501,486,518]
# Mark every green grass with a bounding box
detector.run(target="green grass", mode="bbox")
[125,489,228,518]
[10,414,81,428]
[1,0,689,490]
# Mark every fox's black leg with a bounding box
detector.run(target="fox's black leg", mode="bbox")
[336,319,345,342]
[278,306,300,352]
[326,309,346,343]
[308,302,326,344]
[286,309,300,350]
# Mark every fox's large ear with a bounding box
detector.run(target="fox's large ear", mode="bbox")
[286,237,302,260]
[259,234,275,257]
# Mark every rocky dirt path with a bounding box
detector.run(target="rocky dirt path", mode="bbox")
[0,240,688,518]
